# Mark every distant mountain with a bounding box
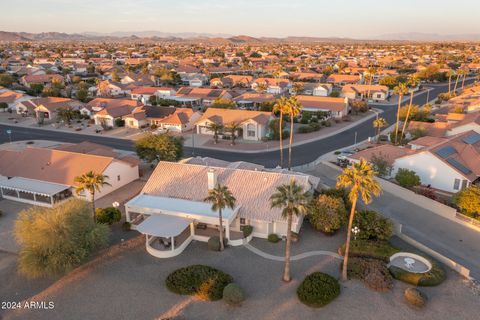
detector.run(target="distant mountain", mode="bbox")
[82,31,233,39]
[373,32,480,41]
[0,31,31,41]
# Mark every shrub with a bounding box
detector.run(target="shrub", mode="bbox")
[389,262,446,286]
[363,260,394,292]
[297,272,340,308]
[404,288,427,308]
[222,283,245,306]
[165,265,233,301]
[339,240,399,262]
[321,188,351,211]
[415,187,437,200]
[298,125,313,134]
[122,221,131,231]
[395,168,421,189]
[353,210,393,241]
[241,225,253,238]
[207,236,228,251]
[308,195,347,234]
[95,207,122,225]
[14,199,110,278]
[453,186,480,219]
[268,233,280,243]
[114,118,125,127]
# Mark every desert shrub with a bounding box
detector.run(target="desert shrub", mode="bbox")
[308,194,347,234]
[321,188,351,211]
[241,225,253,238]
[222,283,245,306]
[347,257,393,291]
[353,210,393,241]
[297,272,340,308]
[298,125,313,134]
[122,221,131,231]
[114,118,125,127]
[14,199,110,278]
[339,240,399,262]
[95,207,121,225]
[268,233,280,243]
[415,187,437,200]
[389,262,446,286]
[165,265,233,301]
[453,186,480,219]
[395,168,421,188]
[404,287,427,308]
[207,236,227,251]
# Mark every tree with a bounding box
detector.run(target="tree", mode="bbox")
[336,159,381,281]
[225,122,241,145]
[350,99,368,115]
[285,96,302,170]
[446,69,454,94]
[14,199,109,278]
[366,66,377,99]
[97,80,111,97]
[370,153,393,177]
[372,117,387,141]
[56,107,77,125]
[95,207,122,225]
[453,186,480,218]
[29,83,44,96]
[270,179,310,282]
[379,76,398,90]
[400,76,421,140]
[111,69,120,82]
[308,194,347,234]
[292,82,304,95]
[453,70,461,93]
[0,73,14,88]
[393,83,409,145]
[395,168,421,189]
[76,88,88,102]
[211,98,235,109]
[273,97,289,168]
[206,122,224,144]
[135,132,183,163]
[75,171,111,223]
[352,209,393,241]
[204,184,236,251]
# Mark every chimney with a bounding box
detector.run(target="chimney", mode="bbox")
[207,169,217,190]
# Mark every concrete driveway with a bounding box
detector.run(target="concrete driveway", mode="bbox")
[0,199,32,253]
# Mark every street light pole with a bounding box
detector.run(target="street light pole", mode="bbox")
[426,88,430,105]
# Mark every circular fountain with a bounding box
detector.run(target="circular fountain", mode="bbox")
[388,252,432,273]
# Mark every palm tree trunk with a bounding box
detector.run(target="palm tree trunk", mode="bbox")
[400,91,414,141]
[342,197,358,281]
[394,94,402,145]
[283,212,293,282]
[288,115,294,170]
[218,208,225,251]
[453,75,460,93]
[91,191,96,223]
[279,111,283,168]
[448,76,452,94]
[461,74,466,91]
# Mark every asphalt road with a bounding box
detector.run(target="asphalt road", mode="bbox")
[0,80,473,168]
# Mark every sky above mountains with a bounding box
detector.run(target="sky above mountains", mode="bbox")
[3,0,479,39]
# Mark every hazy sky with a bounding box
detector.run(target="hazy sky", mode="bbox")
[2,0,478,38]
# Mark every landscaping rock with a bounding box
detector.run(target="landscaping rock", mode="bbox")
[404,287,427,308]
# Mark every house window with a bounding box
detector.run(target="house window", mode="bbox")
[376,93,382,98]
[117,175,121,182]
[453,178,460,190]
[247,124,256,137]
[240,218,246,225]
[461,179,468,189]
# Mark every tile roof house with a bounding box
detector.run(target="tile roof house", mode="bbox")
[152,107,202,133]
[251,78,291,94]
[87,98,143,128]
[196,108,273,141]
[296,95,349,119]
[20,74,64,88]
[175,87,232,107]
[17,97,83,120]
[341,84,390,102]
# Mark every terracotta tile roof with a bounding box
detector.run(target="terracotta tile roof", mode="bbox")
[0,91,25,103]
[141,161,311,222]
[350,144,416,162]
[131,86,159,95]
[296,95,347,112]
[342,84,389,94]
[233,92,276,103]
[197,108,272,126]
[408,121,449,137]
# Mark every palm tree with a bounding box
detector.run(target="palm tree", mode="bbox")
[74,171,111,222]
[446,69,454,94]
[453,70,461,94]
[461,69,467,91]
[273,97,289,168]
[393,83,409,145]
[285,97,303,170]
[366,67,377,99]
[206,122,224,144]
[400,76,420,140]
[270,179,310,282]
[336,159,381,281]
[226,122,241,145]
[372,117,387,141]
[204,184,236,251]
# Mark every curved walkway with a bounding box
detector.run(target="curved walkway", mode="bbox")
[244,243,343,261]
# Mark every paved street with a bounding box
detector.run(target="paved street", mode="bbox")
[303,163,480,280]
[0,81,473,168]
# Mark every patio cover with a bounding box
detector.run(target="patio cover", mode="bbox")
[136,214,193,237]
[0,177,70,197]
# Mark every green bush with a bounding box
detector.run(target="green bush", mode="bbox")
[453,186,480,219]
[241,225,253,238]
[165,265,233,301]
[353,210,393,241]
[404,288,427,308]
[14,199,110,278]
[207,236,227,251]
[95,207,122,225]
[298,125,314,134]
[389,262,446,286]
[297,272,340,308]
[268,233,281,243]
[308,194,347,234]
[321,188,351,211]
[395,168,421,188]
[114,118,125,127]
[122,221,131,231]
[339,240,400,262]
[222,283,245,306]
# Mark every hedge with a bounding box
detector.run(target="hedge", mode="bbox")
[297,272,340,308]
[339,240,400,262]
[165,265,233,301]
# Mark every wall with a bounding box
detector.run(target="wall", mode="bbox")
[94,160,139,200]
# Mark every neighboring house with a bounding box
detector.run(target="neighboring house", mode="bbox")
[290,72,324,82]
[20,74,64,88]
[210,75,253,88]
[196,108,273,141]
[296,96,349,119]
[446,112,480,136]
[154,107,201,133]
[326,74,362,86]
[123,106,148,129]
[16,97,83,121]
[175,87,232,107]
[0,90,31,111]
[0,144,139,207]
[124,159,318,257]
[341,84,390,102]
[233,92,276,110]
[251,78,291,94]
[96,80,134,97]
[130,86,159,104]
[289,83,333,96]
[87,98,143,128]
[155,87,177,99]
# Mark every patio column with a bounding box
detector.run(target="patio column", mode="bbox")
[125,207,131,223]
[225,220,230,240]
[171,236,175,251]
[190,223,195,237]
[50,195,54,206]
[33,193,37,202]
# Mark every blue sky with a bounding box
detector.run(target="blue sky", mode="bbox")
[2,0,478,38]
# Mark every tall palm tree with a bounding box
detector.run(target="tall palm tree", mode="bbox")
[461,69,467,91]
[206,122,224,144]
[453,70,461,94]
[400,76,420,140]
[336,159,381,281]
[366,66,377,99]
[74,171,111,222]
[372,117,387,141]
[292,82,304,95]
[226,122,241,145]
[446,69,454,94]
[270,179,310,282]
[204,184,236,251]
[273,97,289,168]
[285,97,302,170]
[393,83,409,145]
